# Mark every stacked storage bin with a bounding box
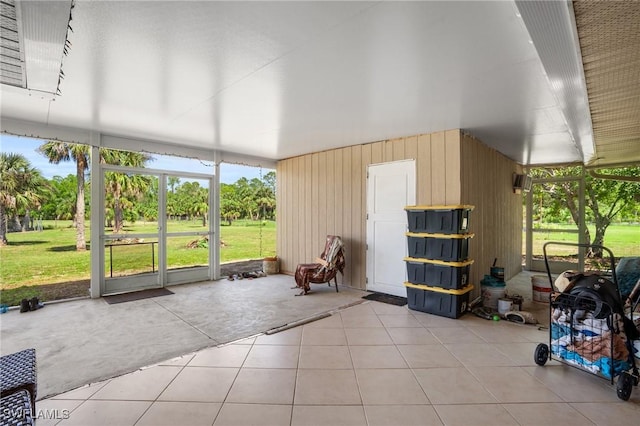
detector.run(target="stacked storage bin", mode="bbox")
[404,205,474,318]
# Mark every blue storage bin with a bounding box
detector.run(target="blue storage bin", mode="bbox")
[406,232,473,262]
[405,205,473,234]
[404,257,473,289]
[405,283,473,318]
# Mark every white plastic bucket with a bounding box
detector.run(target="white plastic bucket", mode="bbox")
[532,275,551,303]
[497,298,513,316]
[481,284,506,310]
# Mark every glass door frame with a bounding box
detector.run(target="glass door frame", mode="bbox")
[96,162,216,296]
[163,172,215,286]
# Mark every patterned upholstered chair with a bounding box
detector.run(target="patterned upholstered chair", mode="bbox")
[293,235,345,295]
[0,348,37,416]
[0,390,34,425]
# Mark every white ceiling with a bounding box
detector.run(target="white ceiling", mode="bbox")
[0,1,604,166]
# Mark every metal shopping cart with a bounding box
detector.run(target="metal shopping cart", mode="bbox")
[533,242,639,401]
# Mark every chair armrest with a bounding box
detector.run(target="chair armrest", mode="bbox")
[314,257,329,267]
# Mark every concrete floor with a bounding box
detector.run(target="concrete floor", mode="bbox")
[1,270,553,401]
[1,274,368,398]
[36,296,639,426]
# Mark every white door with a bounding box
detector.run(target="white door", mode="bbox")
[366,160,416,297]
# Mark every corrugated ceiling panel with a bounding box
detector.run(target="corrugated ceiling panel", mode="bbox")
[0,2,16,19]
[1,48,21,61]
[0,0,24,88]
[515,0,595,164]
[20,0,73,93]
[573,1,640,167]
[1,62,21,73]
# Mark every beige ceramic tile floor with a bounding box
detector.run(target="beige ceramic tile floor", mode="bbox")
[38,301,640,426]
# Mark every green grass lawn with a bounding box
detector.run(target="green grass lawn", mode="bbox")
[0,219,275,306]
[526,223,640,257]
[2,219,635,307]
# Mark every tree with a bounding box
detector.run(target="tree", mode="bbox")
[38,141,90,250]
[531,166,640,256]
[101,149,153,233]
[220,183,241,225]
[255,172,276,220]
[169,180,208,226]
[0,153,46,245]
[167,176,180,194]
[263,171,276,194]
[584,168,640,253]
[218,171,276,224]
[40,174,78,223]
[137,176,159,222]
[174,181,208,226]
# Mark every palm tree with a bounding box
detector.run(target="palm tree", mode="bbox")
[193,200,209,227]
[167,176,180,194]
[256,194,275,221]
[189,185,209,227]
[101,149,152,233]
[0,153,46,245]
[38,141,90,250]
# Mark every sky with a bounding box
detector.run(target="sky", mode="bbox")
[0,134,271,184]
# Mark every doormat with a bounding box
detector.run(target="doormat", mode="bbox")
[103,288,174,304]
[362,292,407,306]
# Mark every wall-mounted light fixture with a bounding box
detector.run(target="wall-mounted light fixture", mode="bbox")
[513,173,532,194]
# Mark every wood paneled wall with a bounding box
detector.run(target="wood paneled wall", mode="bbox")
[276,130,463,290]
[460,132,523,295]
[277,129,522,295]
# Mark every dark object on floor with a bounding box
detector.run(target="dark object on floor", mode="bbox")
[20,298,44,313]
[362,292,408,306]
[103,288,174,304]
[294,235,345,295]
[472,306,497,320]
[507,293,524,311]
[504,310,537,324]
[0,348,37,416]
[29,298,43,311]
[241,270,267,279]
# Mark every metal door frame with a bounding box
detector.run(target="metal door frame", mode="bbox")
[525,168,586,273]
[91,156,217,296]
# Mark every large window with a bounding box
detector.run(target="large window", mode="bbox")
[524,166,640,272]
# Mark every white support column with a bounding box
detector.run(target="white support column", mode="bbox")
[525,181,533,271]
[211,151,221,280]
[578,167,586,271]
[89,137,103,298]
[158,174,167,287]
